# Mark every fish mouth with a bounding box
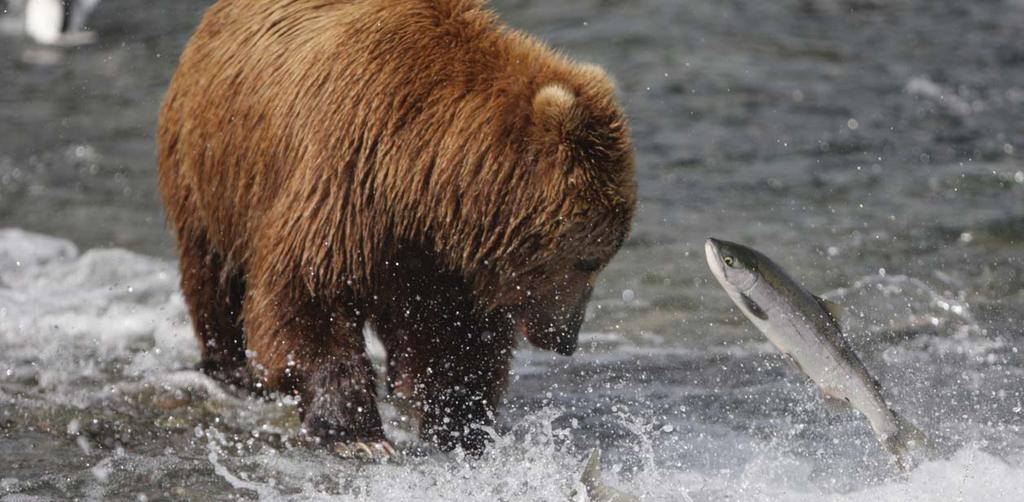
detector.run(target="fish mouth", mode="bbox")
[705,238,726,275]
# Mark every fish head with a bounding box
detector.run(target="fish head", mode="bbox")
[705,238,761,294]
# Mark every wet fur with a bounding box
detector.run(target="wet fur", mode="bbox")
[158,0,635,452]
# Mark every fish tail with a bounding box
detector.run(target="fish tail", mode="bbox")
[579,449,641,502]
[883,411,929,469]
[581,449,602,487]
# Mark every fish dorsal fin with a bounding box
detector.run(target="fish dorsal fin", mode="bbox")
[814,295,844,324]
[579,449,641,502]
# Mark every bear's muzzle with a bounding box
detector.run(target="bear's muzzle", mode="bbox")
[515,289,591,356]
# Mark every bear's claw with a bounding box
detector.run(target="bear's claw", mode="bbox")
[332,440,398,462]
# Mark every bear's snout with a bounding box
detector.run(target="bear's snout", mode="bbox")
[516,288,591,356]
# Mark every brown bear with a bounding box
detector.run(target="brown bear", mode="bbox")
[157,0,635,458]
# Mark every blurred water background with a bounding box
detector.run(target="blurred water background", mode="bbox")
[1,0,1023,500]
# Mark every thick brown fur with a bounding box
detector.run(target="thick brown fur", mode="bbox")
[158,0,635,454]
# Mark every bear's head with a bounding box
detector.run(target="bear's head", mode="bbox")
[466,67,636,356]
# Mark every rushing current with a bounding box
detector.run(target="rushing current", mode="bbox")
[1,0,1023,500]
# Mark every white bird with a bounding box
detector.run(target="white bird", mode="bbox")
[21,0,100,45]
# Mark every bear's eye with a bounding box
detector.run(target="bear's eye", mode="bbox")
[575,257,602,273]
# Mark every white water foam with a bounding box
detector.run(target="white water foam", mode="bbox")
[2,228,1023,501]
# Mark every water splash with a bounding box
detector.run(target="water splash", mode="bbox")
[1,229,1023,500]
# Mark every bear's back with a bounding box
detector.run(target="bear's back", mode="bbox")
[158,0,625,268]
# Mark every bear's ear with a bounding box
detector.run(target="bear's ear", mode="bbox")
[531,84,587,146]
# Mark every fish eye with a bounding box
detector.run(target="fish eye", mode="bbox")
[723,256,735,267]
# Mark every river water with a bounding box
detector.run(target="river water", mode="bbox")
[1,0,1023,500]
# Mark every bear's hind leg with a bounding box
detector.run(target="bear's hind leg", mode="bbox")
[243,279,393,459]
[177,235,250,389]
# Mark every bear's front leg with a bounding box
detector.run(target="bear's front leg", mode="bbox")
[296,343,395,460]
[415,328,515,454]
[243,278,394,461]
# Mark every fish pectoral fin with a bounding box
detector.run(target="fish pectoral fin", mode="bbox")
[814,295,844,324]
[740,293,769,320]
[821,391,851,412]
